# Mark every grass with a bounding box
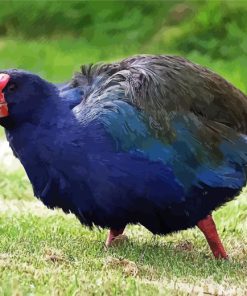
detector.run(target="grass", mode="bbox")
[0,128,4,138]
[0,37,247,92]
[0,32,247,294]
[0,193,246,295]
[0,37,142,82]
[0,168,33,201]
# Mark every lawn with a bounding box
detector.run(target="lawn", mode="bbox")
[0,5,247,292]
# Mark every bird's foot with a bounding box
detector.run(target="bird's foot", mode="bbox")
[197,215,228,259]
[105,228,128,247]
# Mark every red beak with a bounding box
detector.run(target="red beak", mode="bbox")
[0,74,10,118]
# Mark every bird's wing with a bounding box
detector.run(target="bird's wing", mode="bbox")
[73,78,247,193]
[72,55,247,173]
[73,55,247,135]
[121,55,247,133]
[56,81,84,109]
[72,93,247,235]
[72,72,247,233]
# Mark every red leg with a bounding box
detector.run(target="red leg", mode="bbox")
[197,215,228,259]
[105,227,126,247]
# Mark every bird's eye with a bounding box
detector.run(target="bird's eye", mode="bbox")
[7,83,17,92]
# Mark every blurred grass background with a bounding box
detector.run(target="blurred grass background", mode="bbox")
[0,0,246,90]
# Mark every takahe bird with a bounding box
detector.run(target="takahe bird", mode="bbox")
[1,55,247,259]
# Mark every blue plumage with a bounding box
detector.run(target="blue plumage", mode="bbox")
[0,55,246,257]
[59,83,84,109]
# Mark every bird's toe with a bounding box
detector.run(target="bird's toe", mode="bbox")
[105,234,129,248]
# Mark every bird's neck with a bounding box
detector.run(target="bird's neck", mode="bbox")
[4,96,113,201]
[4,99,80,196]
[5,97,74,153]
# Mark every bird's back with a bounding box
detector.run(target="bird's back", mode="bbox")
[72,55,247,136]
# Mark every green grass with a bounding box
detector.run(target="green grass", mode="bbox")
[0,128,4,138]
[0,193,246,295]
[0,38,247,92]
[0,168,33,201]
[0,37,139,82]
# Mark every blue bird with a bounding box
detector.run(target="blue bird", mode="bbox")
[1,55,247,259]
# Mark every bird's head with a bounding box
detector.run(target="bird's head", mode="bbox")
[0,69,56,129]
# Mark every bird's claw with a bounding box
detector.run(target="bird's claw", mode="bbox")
[105,234,129,248]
